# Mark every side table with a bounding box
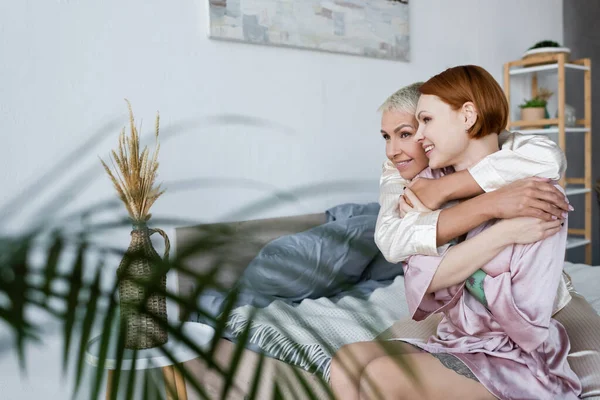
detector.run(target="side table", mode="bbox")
[85,322,215,400]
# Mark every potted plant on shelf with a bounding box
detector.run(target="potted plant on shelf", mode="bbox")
[523,40,571,60]
[519,88,553,127]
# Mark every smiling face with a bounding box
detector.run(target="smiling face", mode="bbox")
[381,109,429,180]
[414,94,472,170]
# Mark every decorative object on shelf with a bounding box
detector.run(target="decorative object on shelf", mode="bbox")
[100,100,170,350]
[208,0,410,61]
[522,40,570,66]
[555,104,577,127]
[519,99,545,121]
[519,87,553,127]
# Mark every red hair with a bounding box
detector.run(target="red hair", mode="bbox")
[419,65,508,139]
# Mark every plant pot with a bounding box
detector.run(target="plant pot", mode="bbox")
[520,107,545,129]
[117,224,170,349]
[522,47,571,66]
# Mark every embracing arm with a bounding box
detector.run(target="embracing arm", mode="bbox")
[375,161,442,263]
[432,131,566,200]
[403,222,511,320]
[403,180,567,249]
[403,215,562,321]
[408,133,569,247]
[409,132,566,210]
[434,191,495,247]
[426,222,510,293]
[468,130,566,192]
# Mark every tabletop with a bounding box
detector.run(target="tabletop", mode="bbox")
[85,321,215,370]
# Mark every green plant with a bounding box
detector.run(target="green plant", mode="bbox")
[519,87,554,109]
[519,97,547,108]
[528,40,561,50]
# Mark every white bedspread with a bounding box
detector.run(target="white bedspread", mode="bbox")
[228,275,408,380]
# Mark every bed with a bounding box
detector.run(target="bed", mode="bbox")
[175,213,600,400]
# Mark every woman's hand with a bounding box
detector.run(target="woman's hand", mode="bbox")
[495,217,563,245]
[406,176,445,210]
[485,177,572,222]
[398,188,432,217]
[406,171,485,209]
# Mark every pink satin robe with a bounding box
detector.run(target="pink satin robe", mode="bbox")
[397,168,582,400]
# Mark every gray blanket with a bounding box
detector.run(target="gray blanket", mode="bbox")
[193,203,403,323]
[192,203,405,371]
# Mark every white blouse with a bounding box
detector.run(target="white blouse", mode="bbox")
[374,130,567,264]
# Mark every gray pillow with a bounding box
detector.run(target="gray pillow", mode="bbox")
[241,215,379,301]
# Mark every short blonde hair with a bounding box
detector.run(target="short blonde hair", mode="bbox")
[378,82,424,114]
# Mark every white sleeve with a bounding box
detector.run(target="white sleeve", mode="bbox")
[468,131,566,192]
[374,161,444,263]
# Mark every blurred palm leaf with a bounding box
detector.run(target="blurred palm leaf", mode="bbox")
[1,200,407,399]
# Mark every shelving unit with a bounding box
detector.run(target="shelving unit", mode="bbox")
[503,54,593,264]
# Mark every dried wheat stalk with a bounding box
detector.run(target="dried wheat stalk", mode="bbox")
[100,100,165,223]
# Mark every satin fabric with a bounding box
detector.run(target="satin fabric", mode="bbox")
[396,167,582,400]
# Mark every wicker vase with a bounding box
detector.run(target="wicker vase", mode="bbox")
[117,223,170,350]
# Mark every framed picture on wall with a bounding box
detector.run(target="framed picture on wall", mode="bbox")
[207,0,410,61]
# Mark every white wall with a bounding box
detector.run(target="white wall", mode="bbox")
[0,0,563,398]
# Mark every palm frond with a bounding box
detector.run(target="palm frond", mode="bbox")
[62,242,86,371]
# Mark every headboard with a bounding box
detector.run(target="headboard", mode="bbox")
[174,213,327,320]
